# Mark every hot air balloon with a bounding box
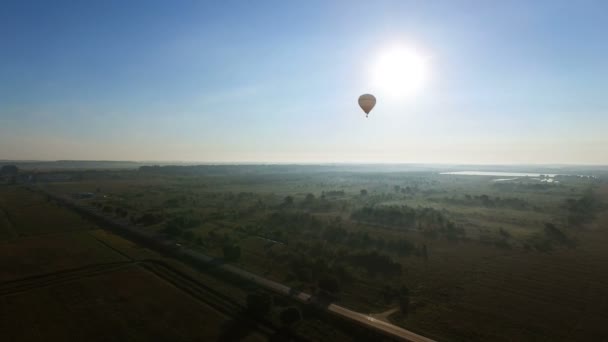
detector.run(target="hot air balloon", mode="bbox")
[358,94,376,118]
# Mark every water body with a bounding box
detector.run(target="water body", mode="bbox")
[440,171,557,177]
[492,178,519,182]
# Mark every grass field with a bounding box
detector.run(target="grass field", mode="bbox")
[0,232,126,282]
[0,185,272,341]
[0,265,266,342]
[0,186,97,238]
[400,221,608,341]
[4,165,608,341]
[33,166,608,341]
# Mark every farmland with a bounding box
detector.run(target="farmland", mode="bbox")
[3,164,608,341]
[0,185,275,341]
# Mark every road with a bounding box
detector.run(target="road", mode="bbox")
[181,248,436,342]
[44,189,436,342]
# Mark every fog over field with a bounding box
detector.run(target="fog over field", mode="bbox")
[2,0,608,341]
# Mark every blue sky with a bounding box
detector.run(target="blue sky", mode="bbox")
[1,0,607,163]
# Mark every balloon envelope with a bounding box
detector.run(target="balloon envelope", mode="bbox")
[358,94,376,116]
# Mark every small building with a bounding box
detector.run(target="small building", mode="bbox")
[72,192,95,199]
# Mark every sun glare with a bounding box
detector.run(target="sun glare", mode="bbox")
[371,45,430,99]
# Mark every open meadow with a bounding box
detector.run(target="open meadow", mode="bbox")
[0,185,275,342]
[29,165,608,341]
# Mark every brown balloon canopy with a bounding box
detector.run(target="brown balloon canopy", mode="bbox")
[358,94,376,117]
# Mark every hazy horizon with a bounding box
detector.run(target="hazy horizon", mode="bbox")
[2,159,607,168]
[2,1,607,164]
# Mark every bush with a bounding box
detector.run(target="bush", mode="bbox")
[280,307,302,326]
[223,244,241,262]
[344,251,401,277]
[246,292,272,315]
[318,275,340,294]
[0,165,18,176]
[136,212,164,226]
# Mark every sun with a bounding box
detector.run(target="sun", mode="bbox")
[371,45,430,99]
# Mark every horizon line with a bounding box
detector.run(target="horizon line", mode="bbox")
[2,159,608,167]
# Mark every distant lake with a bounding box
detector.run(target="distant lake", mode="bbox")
[440,171,557,177]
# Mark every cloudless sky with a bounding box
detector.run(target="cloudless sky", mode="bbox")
[1,0,607,164]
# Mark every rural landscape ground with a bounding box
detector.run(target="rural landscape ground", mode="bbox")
[1,163,607,341]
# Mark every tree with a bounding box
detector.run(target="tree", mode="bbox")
[136,212,164,226]
[246,292,272,315]
[381,285,397,303]
[162,225,182,237]
[182,230,195,241]
[399,285,410,317]
[283,196,294,206]
[280,307,302,326]
[223,244,241,262]
[544,222,572,246]
[304,193,315,202]
[0,165,18,176]
[115,207,128,217]
[360,189,368,196]
[318,275,340,294]
[421,244,428,261]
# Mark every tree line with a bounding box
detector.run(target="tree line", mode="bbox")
[351,205,466,240]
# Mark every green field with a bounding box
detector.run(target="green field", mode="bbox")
[0,265,264,342]
[0,185,273,341]
[3,164,608,341]
[33,165,608,341]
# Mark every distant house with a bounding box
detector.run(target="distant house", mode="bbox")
[72,192,95,199]
[36,173,73,182]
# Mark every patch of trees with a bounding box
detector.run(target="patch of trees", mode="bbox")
[246,292,272,315]
[0,165,18,176]
[351,205,466,240]
[323,225,423,256]
[281,249,404,293]
[223,244,241,261]
[344,251,402,277]
[282,252,354,290]
[380,285,411,311]
[161,212,201,237]
[322,226,348,243]
[396,185,418,194]
[525,223,575,252]
[543,223,574,247]
[265,211,323,233]
[263,211,429,259]
[135,212,165,226]
[441,194,530,210]
[322,190,345,197]
[114,207,128,218]
[299,193,335,212]
[167,213,201,229]
[281,196,294,207]
[565,190,599,226]
[493,182,552,191]
[318,275,340,294]
[164,196,188,208]
[352,205,417,228]
[279,307,302,326]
